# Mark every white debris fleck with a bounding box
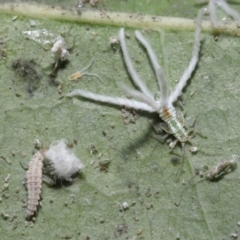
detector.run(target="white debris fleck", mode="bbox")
[231,232,238,239]
[122,202,129,210]
[34,138,42,149]
[12,16,18,21]
[109,36,119,46]
[44,139,84,181]
[181,179,186,185]
[4,173,11,183]
[190,90,195,96]
[189,146,198,153]
[169,141,176,149]
[30,20,36,27]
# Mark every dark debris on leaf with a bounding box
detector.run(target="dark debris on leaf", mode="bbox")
[11,58,42,96]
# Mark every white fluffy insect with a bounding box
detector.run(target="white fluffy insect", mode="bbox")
[66,10,204,151]
[43,139,84,181]
[205,154,238,180]
[204,0,240,28]
[22,29,70,71]
[51,36,70,69]
[25,151,44,219]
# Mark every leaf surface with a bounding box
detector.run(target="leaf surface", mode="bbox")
[0,1,240,239]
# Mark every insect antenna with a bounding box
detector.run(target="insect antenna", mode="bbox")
[79,57,94,72]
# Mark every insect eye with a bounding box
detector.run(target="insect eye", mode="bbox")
[154,92,161,101]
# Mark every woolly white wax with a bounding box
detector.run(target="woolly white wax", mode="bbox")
[44,139,84,180]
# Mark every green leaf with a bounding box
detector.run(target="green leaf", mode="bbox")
[0,1,240,239]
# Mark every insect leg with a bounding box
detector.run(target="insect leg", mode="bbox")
[186,116,207,139]
[150,133,169,144]
[172,143,186,179]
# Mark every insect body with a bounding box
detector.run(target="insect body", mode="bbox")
[66,10,204,149]
[51,36,70,69]
[68,58,103,82]
[205,154,238,180]
[159,105,188,144]
[25,151,44,219]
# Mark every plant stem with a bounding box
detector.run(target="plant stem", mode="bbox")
[0,2,239,35]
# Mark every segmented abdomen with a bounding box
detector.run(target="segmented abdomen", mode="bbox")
[26,151,43,219]
[159,105,188,142]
